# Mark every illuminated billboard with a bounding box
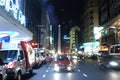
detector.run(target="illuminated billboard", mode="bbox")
[0,0,26,26]
[94,27,103,40]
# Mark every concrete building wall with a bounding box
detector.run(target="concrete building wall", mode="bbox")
[82,0,99,43]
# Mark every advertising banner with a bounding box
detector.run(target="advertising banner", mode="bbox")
[0,0,26,26]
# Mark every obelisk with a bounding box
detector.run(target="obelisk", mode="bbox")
[57,25,61,54]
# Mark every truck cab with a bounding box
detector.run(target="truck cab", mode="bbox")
[0,42,35,80]
[0,48,26,79]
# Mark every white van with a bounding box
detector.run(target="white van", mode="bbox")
[0,42,35,80]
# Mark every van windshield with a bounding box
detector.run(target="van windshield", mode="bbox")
[110,46,120,53]
[0,50,18,62]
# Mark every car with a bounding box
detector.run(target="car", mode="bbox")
[77,54,85,61]
[98,55,120,69]
[52,54,73,72]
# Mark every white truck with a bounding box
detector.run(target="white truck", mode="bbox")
[0,41,35,80]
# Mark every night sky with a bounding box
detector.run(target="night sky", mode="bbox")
[48,0,84,35]
[27,0,84,33]
[27,0,84,46]
[47,0,84,49]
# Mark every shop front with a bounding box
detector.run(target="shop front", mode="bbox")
[100,15,120,47]
[82,41,100,56]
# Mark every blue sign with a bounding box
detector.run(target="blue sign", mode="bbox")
[0,36,10,42]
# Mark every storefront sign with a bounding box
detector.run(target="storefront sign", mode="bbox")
[0,0,26,26]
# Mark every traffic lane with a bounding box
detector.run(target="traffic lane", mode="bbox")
[25,60,120,80]
[28,64,52,80]
[38,66,88,80]
[28,62,89,80]
[20,63,49,80]
[77,60,120,80]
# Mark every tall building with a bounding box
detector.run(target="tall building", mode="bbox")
[63,35,70,54]
[26,0,53,51]
[70,26,80,53]
[39,7,51,49]
[99,0,120,46]
[81,0,99,43]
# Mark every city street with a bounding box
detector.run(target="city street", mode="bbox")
[0,1,120,80]
[22,60,120,80]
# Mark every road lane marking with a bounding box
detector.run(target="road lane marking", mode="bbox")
[42,74,46,78]
[46,70,49,72]
[83,73,87,77]
[78,69,80,72]
[48,67,50,69]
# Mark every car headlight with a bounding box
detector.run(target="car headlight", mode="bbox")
[72,56,77,59]
[54,64,58,67]
[109,61,118,66]
[67,66,72,71]
[73,59,77,64]
[54,64,59,72]
[67,63,73,71]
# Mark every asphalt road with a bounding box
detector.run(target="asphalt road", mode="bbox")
[23,59,120,80]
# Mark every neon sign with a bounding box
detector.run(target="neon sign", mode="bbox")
[0,0,26,26]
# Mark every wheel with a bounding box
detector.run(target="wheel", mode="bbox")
[0,75,3,80]
[16,72,22,80]
[29,69,33,76]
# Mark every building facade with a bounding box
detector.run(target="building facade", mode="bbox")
[70,26,80,53]
[63,35,70,54]
[26,0,53,51]
[99,0,120,47]
[81,0,99,43]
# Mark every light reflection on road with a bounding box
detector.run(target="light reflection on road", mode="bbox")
[107,71,120,80]
[53,73,60,80]
[53,72,73,80]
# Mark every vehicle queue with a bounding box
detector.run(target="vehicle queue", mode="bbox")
[0,42,49,80]
[1,41,120,80]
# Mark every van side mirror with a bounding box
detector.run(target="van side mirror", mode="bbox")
[18,55,22,61]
